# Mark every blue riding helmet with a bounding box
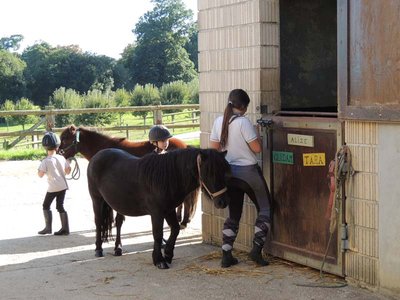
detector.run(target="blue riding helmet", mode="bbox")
[42,132,61,150]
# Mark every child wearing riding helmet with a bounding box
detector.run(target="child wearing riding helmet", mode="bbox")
[38,131,71,236]
[210,88,272,268]
[148,125,173,154]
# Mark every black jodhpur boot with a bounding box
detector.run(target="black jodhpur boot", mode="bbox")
[221,250,239,268]
[249,242,269,266]
[38,210,52,234]
[54,212,69,235]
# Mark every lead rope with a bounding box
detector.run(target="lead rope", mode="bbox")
[296,145,353,288]
[66,156,81,180]
[63,129,81,180]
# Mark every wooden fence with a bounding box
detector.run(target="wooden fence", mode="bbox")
[0,104,200,150]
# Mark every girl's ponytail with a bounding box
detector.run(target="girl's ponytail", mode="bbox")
[219,89,250,148]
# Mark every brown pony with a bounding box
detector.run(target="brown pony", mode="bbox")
[59,125,197,254]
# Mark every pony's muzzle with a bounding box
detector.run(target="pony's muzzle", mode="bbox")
[214,194,229,209]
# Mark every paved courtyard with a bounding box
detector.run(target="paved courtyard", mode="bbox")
[0,158,395,299]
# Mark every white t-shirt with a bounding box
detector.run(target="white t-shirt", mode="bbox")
[38,154,69,192]
[210,115,258,166]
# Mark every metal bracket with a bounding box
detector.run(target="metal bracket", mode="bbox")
[256,118,273,128]
[341,224,349,252]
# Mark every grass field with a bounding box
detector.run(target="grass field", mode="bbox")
[0,138,200,161]
[0,109,199,152]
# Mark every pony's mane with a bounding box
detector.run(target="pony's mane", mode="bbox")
[138,148,201,197]
[80,127,127,144]
[136,148,229,201]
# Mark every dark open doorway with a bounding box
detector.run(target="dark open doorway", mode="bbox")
[279,0,337,112]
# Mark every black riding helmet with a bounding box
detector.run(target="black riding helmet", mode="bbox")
[148,125,172,143]
[42,131,61,150]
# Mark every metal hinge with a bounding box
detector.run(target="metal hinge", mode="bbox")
[341,223,349,252]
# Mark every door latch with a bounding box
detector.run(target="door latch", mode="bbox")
[256,118,273,128]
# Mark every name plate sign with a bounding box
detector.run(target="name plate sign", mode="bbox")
[288,134,314,147]
[303,153,326,166]
[273,151,294,165]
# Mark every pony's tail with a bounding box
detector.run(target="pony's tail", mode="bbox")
[182,189,200,225]
[101,201,114,242]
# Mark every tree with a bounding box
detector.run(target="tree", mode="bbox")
[185,23,198,71]
[114,88,131,125]
[115,44,136,90]
[131,84,160,125]
[12,98,40,130]
[22,43,116,107]
[0,35,24,51]
[185,78,199,104]
[127,0,197,86]
[160,80,189,105]
[159,80,188,117]
[1,100,15,129]
[0,50,26,104]
[21,42,55,107]
[75,90,116,126]
[51,87,84,127]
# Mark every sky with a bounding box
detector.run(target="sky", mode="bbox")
[1,0,197,59]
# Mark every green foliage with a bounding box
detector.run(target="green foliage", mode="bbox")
[21,42,55,107]
[51,87,84,127]
[1,99,15,127]
[160,80,189,106]
[115,88,131,107]
[13,98,40,129]
[114,88,131,125]
[1,0,199,107]
[75,90,116,126]
[112,57,132,90]
[0,50,26,104]
[0,35,24,51]
[185,23,198,71]
[127,0,197,86]
[131,84,160,122]
[22,43,116,107]
[185,78,199,104]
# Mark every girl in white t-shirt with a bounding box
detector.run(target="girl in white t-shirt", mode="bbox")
[38,132,71,236]
[210,89,271,268]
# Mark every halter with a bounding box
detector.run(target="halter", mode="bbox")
[196,154,228,200]
[59,129,80,156]
[59,129,81,180]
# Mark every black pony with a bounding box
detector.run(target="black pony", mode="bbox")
[87,147,231,269]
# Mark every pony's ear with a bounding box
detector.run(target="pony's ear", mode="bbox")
[69,125,76,133]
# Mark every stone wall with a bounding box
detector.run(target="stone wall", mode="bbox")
[199,0,280,250]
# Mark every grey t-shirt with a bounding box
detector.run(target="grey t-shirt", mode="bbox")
[210,115,258,166]
[38,154,69,192]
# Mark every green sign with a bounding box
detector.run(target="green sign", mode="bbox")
[273,151,294,165]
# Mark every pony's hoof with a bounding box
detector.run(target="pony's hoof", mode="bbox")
[95,250,103,257]
[180,223,187,229]
[156,262,169,269]
[114,248,122,256]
